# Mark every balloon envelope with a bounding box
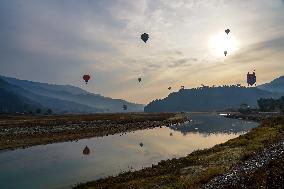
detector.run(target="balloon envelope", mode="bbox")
[247,72,256,86]
[224,51,228,56]
[141,33,149,43]
[225,29,230,35]
[83,75,90,84]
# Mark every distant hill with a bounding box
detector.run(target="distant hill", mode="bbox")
[0,77,102,113]
[0,75,144,114]
[0,78,41,113]
[144,85,280,112]
[258,76,284,94]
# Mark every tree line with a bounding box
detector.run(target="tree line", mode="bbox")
[257,96,284,113]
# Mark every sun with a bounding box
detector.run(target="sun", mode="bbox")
[209,32,238,57]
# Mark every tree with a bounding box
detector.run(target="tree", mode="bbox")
[46,109,53,115]
[257,96,284,113]
[36,108,41,114]
[257,98,276,112]
[239,103,251,114]
[278,97,284,114]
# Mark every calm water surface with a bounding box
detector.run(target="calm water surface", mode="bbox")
[0,113,258,189]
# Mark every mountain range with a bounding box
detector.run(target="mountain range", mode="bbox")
[257,76,284,94]
[0,75,144,114]
[2,75,284,114]
[144,76,284,112]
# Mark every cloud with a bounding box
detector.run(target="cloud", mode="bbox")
[228,35,284,64]
[167,58,197,68]
[0,0,284,103]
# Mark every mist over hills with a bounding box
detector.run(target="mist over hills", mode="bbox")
[2,75,284,114]
[0,78,41,113]
[144,77,284,112]
[0,75,144,114]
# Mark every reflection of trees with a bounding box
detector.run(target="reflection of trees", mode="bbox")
[172,126,248,137]
[172,127,240,136]
[169,116,258,136]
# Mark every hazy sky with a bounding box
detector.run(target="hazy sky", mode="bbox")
[1,0,284,104]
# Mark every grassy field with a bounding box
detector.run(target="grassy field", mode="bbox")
[74,116,284,189]
[0,113,187,150]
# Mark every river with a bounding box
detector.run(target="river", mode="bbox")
[0,113,258,189]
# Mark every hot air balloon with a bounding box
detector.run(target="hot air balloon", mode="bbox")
[138,78,142,82]
[83,145,90,155]
[247,71,256,86]
[224,51,228,56]
[168,87,171,90]
[141,33,149,43]
[225,29,230,35]
[83,74,90,84]
[123,104,127,110]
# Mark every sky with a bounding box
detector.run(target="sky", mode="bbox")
[0,0,284,104]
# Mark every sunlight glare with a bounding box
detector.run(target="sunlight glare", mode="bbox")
[209,32,238,57]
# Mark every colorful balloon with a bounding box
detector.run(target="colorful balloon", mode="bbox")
[247,71,256,86]
[83,74,90,84]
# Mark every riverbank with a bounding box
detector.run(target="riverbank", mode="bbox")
[225,112,281,122]
[203,140,284,189]
[74,116,284,189]
[0,113,188,151]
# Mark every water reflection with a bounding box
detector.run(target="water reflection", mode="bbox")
[170,113,257,135]
[83,146,90,155]
[0,114,258,189]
